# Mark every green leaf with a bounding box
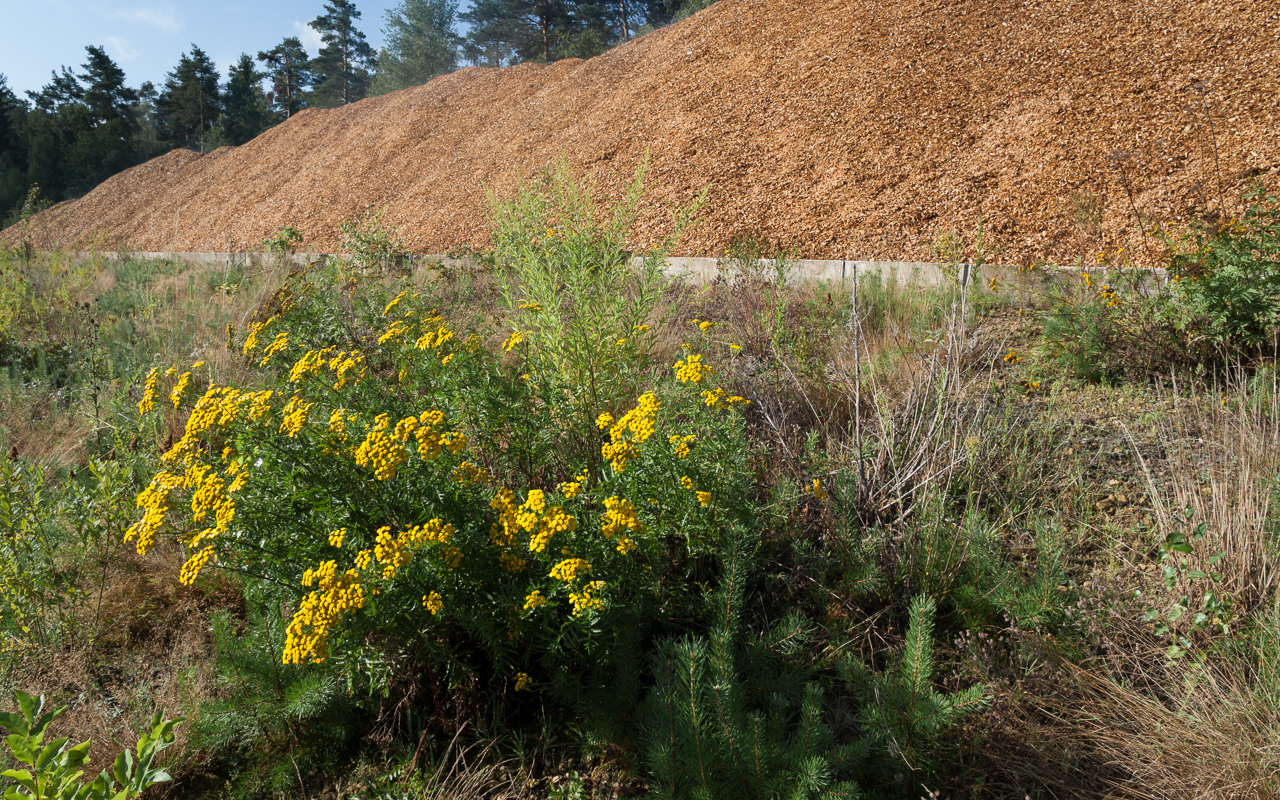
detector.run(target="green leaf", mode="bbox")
[1187,570,1209,580]
[0,712,29,737]
[0,770,35,794]
[35,737,68,770]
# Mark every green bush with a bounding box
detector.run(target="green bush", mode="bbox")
[489,154,705,421]
[0,690,179,800]
[1164,184,1280,351]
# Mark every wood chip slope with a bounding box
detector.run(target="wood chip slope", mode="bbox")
[5,0,1278,264]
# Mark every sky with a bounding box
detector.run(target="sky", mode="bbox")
[1,0,424,99]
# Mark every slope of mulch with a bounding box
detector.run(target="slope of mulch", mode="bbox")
[5,0,1278,264]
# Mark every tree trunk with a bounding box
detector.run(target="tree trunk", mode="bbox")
[620,0,631,41]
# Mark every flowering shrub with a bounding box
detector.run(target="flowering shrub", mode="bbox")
[1163,184,1280,350]
[124,269,752,698]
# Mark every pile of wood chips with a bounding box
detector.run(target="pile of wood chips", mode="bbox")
[5,0,1278,265]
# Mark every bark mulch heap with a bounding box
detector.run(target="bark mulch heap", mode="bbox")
[5,0,1278,265]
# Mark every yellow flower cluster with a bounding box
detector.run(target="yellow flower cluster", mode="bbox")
[1003,350,1021,364]
[1097,283,1121,308]
[327,407,351,441]
[498,552,527,573]
[138,368,160,414]
[598,392,660,473]
[289,348,333,383]
[523,590,547,610]
[279,396,314,437]
[674,353,713,383]
[327,350,366,391]
[568,580,606,616]
[170,371,192,408]
[424,591,444,615]
[805,478,829,502]
[383,290,409,316]
[697,491,712,507]
[490,488,578,554]
[241,313,280,353]
[601,496,643,555]
[159,385,275,466]
[550,558,592,583]
[701,388,748,410]
[125,471,183,555]
[178,546,215,585]
[284,561,366,664]
[556,469,589,498]
[669,434,695,459]
[260,332,290,366]
[242,315,278,355]
[414,313,454,353]
[514,672,533,691]
[503,330,524,352]
[441,545,463,570]
[354,414,408,480]
[401,410,466,460]
[452,461,490,486]
[378,517,455,581]
[379,320,411,345]
[518,302,542,312]
[372,519,455,580]
[329,528,346,548]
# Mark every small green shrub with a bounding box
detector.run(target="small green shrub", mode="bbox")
[1164,184,1280,351]
[0,690,179,800]
[339,210,408,281]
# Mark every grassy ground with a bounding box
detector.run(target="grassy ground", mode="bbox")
[0,238,1277,799]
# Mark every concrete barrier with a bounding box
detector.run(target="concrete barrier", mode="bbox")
[68,250,1167,293]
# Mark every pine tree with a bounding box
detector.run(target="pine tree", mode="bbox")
[369,0,461,95]
[220,55,269,145]
[309,0,377,107]
[257,37,313,120]
[460,0,575,65]
[0,75,29,219]
[75,46,139,182]
[157,46,221,150]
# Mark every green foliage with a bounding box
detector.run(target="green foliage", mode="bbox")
[262,225,304,264]
[490,153,706,418]
[156,46,220,151]
[839,595,987,784]
[0,690,179,800]
[193,607,366,798]
[256,38,314,120]
[339,209,408,280]
[642,532,863,800]
[370,0,461,95]
[310,0,378,107]
[1164,184,1280,351]
[0,457,136,650]
[1142,507,1234,660]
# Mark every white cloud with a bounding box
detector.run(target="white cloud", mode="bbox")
[292,20,324,56]
[116,6,182,33]
[104,36,139,62]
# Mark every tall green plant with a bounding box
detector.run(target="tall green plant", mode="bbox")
[489,154,706,417]
[0,690,179,800]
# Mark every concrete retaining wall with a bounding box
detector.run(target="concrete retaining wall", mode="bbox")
[69,250,1167,293]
